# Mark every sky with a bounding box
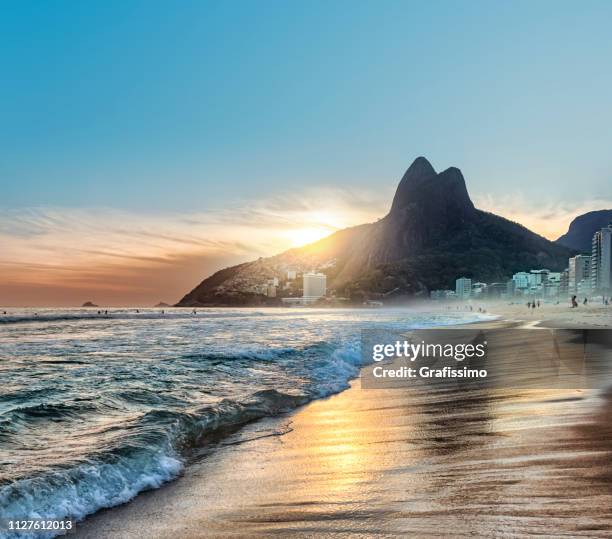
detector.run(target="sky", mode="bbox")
[1,0,611,306]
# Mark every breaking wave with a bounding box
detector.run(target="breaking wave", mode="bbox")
[0,308,492,537]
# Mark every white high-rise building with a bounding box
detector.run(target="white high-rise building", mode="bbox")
[592,224,612,295]
[544,272,561,298]
[471,282,487,296]
[455,277,472,299]
[512,272,530,291]
[303,272,327,299]
[529,269,550,287]
[577,279,592,298]
[568,255,591,296]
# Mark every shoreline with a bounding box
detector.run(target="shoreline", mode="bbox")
[73,311,612,538]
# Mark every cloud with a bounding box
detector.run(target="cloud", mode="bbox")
[0,187,388,306]
[3,182,608,307]
[473,193,612,240]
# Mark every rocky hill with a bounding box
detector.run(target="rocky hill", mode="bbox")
[177,157,575,306]
[556,209,612,252]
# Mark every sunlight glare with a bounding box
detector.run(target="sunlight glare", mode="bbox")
[288,226,334,247]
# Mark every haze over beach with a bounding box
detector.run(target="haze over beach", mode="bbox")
[2,2,612,539]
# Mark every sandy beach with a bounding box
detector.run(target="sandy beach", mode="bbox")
[484,301,612,330]
[70,304,612,539]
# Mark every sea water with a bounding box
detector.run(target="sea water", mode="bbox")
[0,307,493,534]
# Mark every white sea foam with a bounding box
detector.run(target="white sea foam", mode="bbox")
[0,450,182,539]
[0,307,492,536]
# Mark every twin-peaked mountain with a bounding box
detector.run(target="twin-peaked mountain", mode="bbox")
[178,157,574,305]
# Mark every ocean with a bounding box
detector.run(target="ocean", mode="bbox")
[0,307,493,536]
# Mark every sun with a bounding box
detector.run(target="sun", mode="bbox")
[288,226,333,247]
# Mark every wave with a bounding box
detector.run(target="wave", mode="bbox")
[0,388,314,539]
[2,401,97,423]
[0,309,275,325]
[0,312,490,537]
[0,313,113,325]
[180,346,298,362]
[0,309,498,327]
[0,448,181,539]
[0,337,363,538]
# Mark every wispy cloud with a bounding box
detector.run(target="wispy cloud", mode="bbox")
[0,187,389,306]
[7,184,604,307]
[473,193,612,240]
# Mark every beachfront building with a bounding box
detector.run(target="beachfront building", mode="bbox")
[506,279,516,297]
[471,282,487,296]
[569,255,591,296]
[455,277,472,299]
[303,272,327,299]
[512,272,530,294]
[281,297,319,305]
[543,272,561,298]
[529,269,550,287]
[559,269,569,298]
[430,289,456,300]
[576,279,592,298]
[486,282,507,299]
[510,270,551,297]
[286,270,296,280]
[591,224,612,295]
[544,272,559,296]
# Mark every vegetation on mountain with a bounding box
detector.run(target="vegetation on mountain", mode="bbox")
[178,157,575,306]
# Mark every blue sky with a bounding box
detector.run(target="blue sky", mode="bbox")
[1,0,611,305]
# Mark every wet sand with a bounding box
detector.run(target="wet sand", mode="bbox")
[74,317,612,538]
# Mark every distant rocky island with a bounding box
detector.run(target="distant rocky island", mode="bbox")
[82,301,99,307]
[154,302,170,308]
[178,157,576,307]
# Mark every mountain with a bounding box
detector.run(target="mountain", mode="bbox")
[177,157,575,306]
[556,209,612,252]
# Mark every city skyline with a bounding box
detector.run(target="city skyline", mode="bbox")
[436,222,612,302]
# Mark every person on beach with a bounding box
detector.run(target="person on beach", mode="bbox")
[583,297,588,305]
[571,295,578,308]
